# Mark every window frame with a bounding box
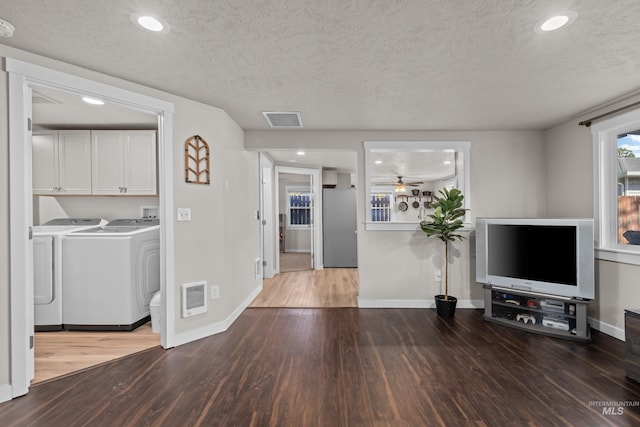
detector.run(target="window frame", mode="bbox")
[592,107,640,265]
[364,140,471,231]
[285,185,312,229]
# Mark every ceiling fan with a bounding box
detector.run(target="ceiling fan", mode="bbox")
[380,176,424,193]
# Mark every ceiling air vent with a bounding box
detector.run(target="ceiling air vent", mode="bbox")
[262,111,303,128]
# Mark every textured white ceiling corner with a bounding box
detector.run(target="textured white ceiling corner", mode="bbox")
[3,0,640,132]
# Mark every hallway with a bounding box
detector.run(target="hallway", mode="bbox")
[250,268,358,308]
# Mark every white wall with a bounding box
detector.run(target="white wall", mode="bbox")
[247,130,547,307]
[544,100,640,337]
[0,45,262,394]
[33,196,160,224]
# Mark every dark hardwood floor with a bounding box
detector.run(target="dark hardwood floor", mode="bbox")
[1,308,639,426]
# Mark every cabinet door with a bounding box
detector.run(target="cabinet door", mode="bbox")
[123,130,157,195]
[91,131,124,195]
[32,131,58,195]
[58,130,92,194]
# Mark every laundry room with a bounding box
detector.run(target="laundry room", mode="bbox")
[31,85,162,382]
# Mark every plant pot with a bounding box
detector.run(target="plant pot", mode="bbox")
[434,295,457,318]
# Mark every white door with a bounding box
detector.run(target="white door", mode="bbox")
[58,130,91,194]
[91,130,124,194]
[32,131,58,194]
[308,173,314,270]
[261,156,275,278]
[124,130,157,194]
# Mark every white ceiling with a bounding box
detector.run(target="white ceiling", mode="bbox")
[3,1,640,134]
[7,2,640,174]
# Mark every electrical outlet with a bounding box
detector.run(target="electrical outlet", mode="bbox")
[210,285,220,300]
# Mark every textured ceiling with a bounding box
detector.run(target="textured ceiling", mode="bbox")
[2,1,640,131]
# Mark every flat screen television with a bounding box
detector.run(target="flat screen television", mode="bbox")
[476,218,594,300]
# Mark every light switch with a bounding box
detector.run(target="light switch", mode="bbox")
[177,208,191,221]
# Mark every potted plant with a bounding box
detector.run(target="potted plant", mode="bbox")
[419,188,467,317]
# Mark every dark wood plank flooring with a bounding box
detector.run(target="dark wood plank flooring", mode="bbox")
[1,308,639,426]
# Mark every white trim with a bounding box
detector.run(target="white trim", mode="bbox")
[358,298,484,309]
[591,107,640,261]
[8,70,32,398]
[5,58,174,114]
[6,58,176,397]
[596,248,640,266]
[589,317,625,341]
[284,249,312,253]
[170,284,263,347]
[0,385,13,404]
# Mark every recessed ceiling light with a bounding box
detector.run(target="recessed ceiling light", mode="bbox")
[296,151,306,156]
[82,96,105,105]
[535,11,577,33]
[443,160,452,165]
[130,13,170,34]
[375,160,383,165]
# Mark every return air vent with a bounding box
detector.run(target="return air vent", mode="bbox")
[262,111,303,128]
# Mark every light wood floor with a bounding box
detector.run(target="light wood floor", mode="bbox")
[279,251,312,272]
[250,268,358,308]
[34,322,160,384]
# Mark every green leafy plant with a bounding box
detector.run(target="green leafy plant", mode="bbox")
[420,188,467,301]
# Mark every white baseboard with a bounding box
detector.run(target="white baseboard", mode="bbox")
[358,298,484,309]
[283,249,311,253]
[0,384,13,403]
[589,317,625,341]
[170,284,263,348]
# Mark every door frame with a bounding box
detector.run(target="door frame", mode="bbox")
[259,154,275,279]
[7,58,176,398]
[274,166,322,272]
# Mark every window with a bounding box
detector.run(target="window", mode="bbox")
[287,187,312,228]
[592,108,640,264]
[364,141,470,230]
[370,191,392,222]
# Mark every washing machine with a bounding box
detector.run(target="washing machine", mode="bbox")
[33,218,107,331]
[62,218,160,330]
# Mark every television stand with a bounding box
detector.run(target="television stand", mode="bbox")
[483,285,591,342]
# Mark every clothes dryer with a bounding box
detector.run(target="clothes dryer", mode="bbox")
[62,219,160,330]
[33,218,107,330]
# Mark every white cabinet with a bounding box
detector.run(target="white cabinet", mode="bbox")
[91,130,157,195]
[32,130,92,195]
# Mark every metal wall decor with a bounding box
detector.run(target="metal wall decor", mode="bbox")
[184,135,211,184]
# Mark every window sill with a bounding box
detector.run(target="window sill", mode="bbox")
[287,225,311,230]
[596,247,640,266]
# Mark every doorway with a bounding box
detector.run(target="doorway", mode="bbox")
[7,58,175,398]
[274,166,321,273]
[30,85,161,384]
[251,152,359,308]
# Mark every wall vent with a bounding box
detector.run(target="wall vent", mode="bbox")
[262,111,303,128]
[181,281,207,318]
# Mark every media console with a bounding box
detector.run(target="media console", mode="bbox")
[483,285,591,342]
